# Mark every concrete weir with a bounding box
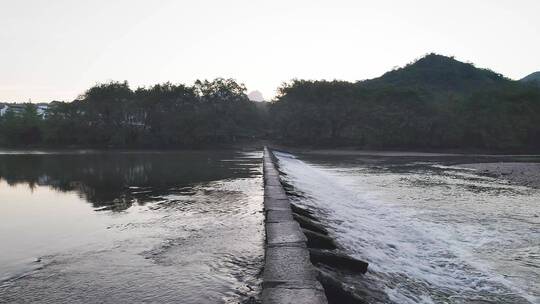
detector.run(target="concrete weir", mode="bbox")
[262,147,328,304]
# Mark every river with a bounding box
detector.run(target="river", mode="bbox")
[0,150,264,304]
[275,151,540,304]
[1,149,539,304]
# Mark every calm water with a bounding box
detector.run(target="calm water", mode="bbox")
[275,152,540,304]
[0,150,264,304]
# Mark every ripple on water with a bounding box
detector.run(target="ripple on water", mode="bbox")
[0,151,264,304]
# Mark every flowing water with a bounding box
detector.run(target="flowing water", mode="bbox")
[275,152,540,304]
[2,149,539,304]
[0,150,264,304]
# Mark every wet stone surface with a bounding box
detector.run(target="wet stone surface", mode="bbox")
[262,148,328,304]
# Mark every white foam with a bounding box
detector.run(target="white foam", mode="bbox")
[276,154,540,304]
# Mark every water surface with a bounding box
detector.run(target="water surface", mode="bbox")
[0,150,264,304]
[276,152,540,304]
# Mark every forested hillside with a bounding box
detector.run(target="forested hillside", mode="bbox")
[363,54,508,92]
[521,72,540,87]
[271,54,540,150]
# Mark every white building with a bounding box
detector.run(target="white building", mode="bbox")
[36,103,49,118]
[0,103,50,118]
[6,104,26,116]
[0,104,7,116]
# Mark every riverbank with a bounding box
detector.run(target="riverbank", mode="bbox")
[272,147,540,189]
[0,140,267,152]
[458,162,540,188]
[270,145,540,157]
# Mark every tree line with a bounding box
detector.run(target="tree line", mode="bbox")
[271,54,540,151]
[0,78,267,148]
[271,79,540,150]
[1,54,540,151]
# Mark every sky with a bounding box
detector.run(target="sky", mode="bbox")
[1,0,539,102]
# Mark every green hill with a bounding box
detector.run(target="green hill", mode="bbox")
[271,54,540,150]
[361,53,511,94]
[520,71,540,86]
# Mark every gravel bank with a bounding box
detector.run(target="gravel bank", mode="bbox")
[458,162,540,188]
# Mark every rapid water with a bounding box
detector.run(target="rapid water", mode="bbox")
[275,152,540,304]
[0,150,264,304]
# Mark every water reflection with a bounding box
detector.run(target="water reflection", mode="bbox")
[0,150,264,304]
[0,151,259,211]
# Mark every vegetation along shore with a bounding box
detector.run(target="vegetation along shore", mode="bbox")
[1,54,540,152]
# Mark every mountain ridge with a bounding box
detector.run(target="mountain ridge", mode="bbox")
[359,53,511,94]
[520,71,540,85]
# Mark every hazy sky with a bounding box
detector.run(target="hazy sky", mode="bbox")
[1,0,539,102]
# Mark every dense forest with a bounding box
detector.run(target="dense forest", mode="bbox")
[272,54,540,150]
[0,78,267,148]
[1,54,540,151]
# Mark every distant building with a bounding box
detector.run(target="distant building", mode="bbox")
[36,103,49,118]
[0,102,49,118]
[6,104,26,116]
[0,103,7,116]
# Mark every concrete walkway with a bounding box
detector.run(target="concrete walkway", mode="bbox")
[262,147,328,304]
